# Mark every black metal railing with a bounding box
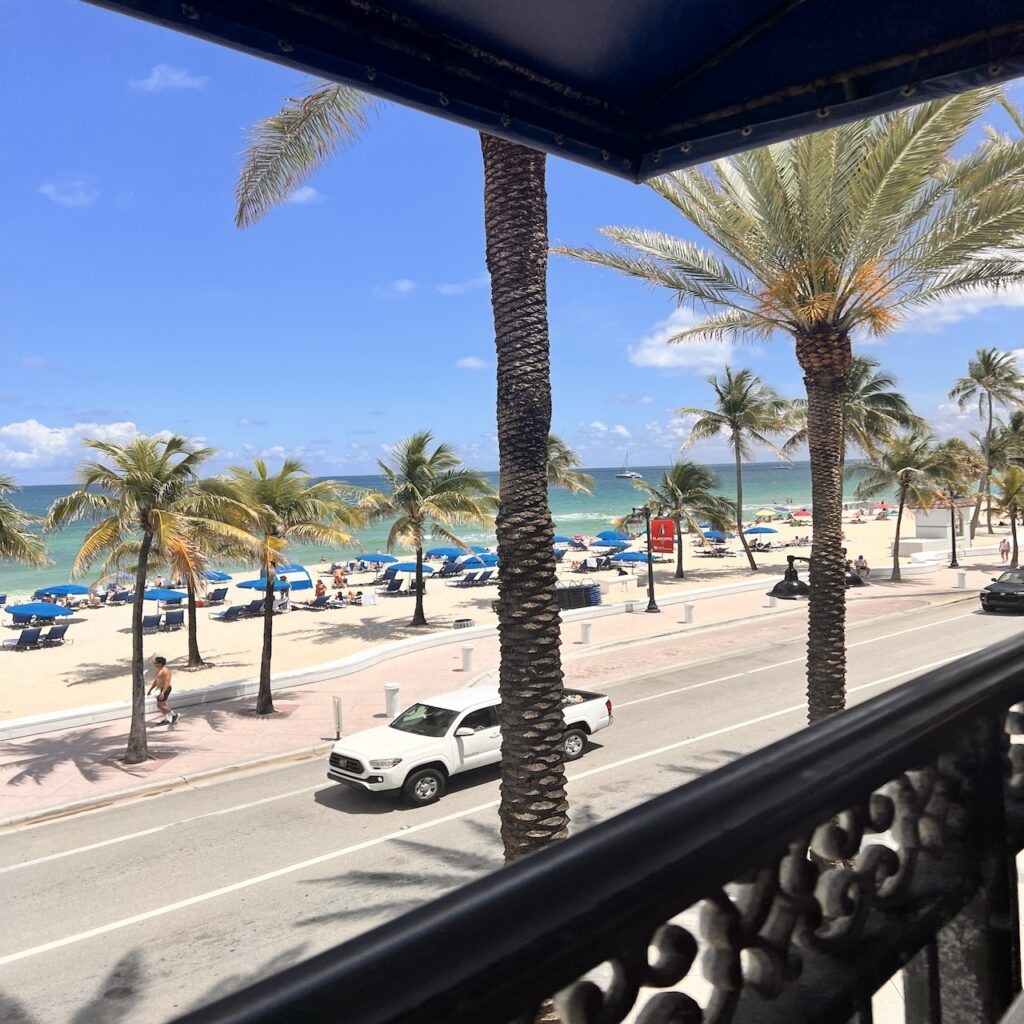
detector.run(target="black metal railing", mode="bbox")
[172,633,1024,1024]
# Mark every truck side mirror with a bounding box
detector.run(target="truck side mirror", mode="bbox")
[455,727,474,738]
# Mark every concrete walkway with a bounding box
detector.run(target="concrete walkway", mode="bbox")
[0,563,991,826]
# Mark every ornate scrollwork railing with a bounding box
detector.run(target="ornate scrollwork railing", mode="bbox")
[172,634,1024,1024]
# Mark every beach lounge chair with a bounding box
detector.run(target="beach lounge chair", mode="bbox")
[142,614,162,634]
[568,539,588,551]
[373,567,399,585]
[378,578,404,596]
[162,610,185,631]
[108,590,130,605]
[10,612,34,627]
[206,587,229,606]
[0,595,6,607]
[474,570,494,586]
[434,561,462,579]
[3,627,42,650]
[210,604,245,622]
[302,594,330,611]
[242,599,265,616]
[450,571,478,587]
[40,624,70,646]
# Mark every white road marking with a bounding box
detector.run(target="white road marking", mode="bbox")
[0,646,976,966]
[0,783,330,876]
[615,673,744,708]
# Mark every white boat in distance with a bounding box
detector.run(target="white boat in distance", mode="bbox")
[615,452,643,480]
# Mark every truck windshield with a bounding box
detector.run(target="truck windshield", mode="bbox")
[389,703,459,737]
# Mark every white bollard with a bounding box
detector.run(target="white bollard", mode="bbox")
[461,643,475,673]
[384,683,401,719]
[580,621,592,644]
[957,570,968,590]
[768,595,778,609]
[683,602,695,624]
[332,695,342,740]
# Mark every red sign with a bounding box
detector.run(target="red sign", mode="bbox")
[650,518,675,553]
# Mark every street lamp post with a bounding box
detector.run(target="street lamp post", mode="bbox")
[949,492,959,569]
[631,505,660,613]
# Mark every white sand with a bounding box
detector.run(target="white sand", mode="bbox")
[0,516,913,720]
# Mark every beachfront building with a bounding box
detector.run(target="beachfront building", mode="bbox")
[897,498,976,560]
[61,3,1024,1023]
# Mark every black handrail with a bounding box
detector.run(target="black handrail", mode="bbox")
[172,631,1024,1024]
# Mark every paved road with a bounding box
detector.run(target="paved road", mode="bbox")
[0,598,1019,1024]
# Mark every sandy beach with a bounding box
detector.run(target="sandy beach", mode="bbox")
[0,514,942,720]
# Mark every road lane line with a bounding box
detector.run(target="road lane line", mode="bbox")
[0,783,331,876]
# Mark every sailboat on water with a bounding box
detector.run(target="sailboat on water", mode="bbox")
[615,451,643,480]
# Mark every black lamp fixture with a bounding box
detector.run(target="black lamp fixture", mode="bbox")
[948,491,959,569]
[627,505,660,613]
[767,554,810,600]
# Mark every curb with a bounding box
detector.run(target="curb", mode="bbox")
[0,743,331,831]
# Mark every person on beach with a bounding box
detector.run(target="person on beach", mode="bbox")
[275,575,291,612]
[314,579,327,599]
[333,567,346,588]
[1000,538,1011,563]
[148,656,178,725]
[854,554,870,579]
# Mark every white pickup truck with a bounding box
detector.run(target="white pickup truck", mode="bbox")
[327,685,613,805]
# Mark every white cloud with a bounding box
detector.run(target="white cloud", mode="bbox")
[897,283,1024,333]
[372,278,416,298]
[589,421,608,432]
[646,414,700,447]
[39,178,100,208]
[628,307,752,373]
[129,64,208,91]
[286,185,324,205]
[611,425,631,438]
[436,273,489,296]
[456,356,487,370]
[0,419,139,470]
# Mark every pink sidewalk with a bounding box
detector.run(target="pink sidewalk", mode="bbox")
[0,565,986,825]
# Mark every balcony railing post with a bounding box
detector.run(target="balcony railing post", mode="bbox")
[904,939,941,1024]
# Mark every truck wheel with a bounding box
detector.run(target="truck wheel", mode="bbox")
[402,768,446,805]
[563,728,588,761]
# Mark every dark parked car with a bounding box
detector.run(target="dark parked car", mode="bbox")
[980,570,1024,612]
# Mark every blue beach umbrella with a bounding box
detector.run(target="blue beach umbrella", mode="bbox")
[596,530,629,541]
[392,563,434,573]
[6,602,73,619]
[33,584,89,598]
[425,547,463,559]
[470,545,490,554]
[201,570,233,582]
[552,535,572,544]
[143,588,187,602]
[703,530,735,541]
[238,578,290,591]
[743,526,778,535]
[357,553,398,565]
[610,551,648,563]
[459,555,499,570]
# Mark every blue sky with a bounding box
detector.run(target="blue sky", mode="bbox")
[3,1,1024,484]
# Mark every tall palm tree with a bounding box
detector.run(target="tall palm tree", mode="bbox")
[678,368,791,571]
[785,355,922,467]
[853,430,949,581]
[992,466,1024,567]
[633,462,734,578]
[558,90,1024,722]
[229,459,363,715]
[237,88,571,860]
[950,348,1024,534]
[0,474,47,566]
[546,433,593,494]
[360,432,496,628]
[46,436,219,763]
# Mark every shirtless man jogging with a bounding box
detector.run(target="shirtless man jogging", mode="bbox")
[148,656,179,725]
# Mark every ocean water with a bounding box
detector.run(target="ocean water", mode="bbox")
[0,462,852,596]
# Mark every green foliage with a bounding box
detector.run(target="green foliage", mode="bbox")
[0,474,47,567]
[546,434,593,494]
[633,462,734,534]
[949,348,1024,418]
[853,430,950,508]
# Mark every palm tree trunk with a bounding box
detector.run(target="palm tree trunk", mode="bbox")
[1012,504,1019,568]
[734,446,756,570]
[796,326,851,724]
[185,579,205,668]
[985,391,995,534]
[125,530,153,764]
[481,132,568,863]
[410,545,427,627]
[675,518,684,578]
[257,570,276,715]
[891,491,906,582]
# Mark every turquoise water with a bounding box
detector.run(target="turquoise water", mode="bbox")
[0,462,852,596]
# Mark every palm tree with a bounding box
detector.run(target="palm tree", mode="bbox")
[46,436,217,763]
[853,431,948,581]
[678,368,791,571]
[785,355,922,467]
[633,462,734,578]
[558,90,1024,722]
[950,348,1024,534]
[546,434,593,494]
[229,459,362,715]
[992,466,1024,567]
[0,474,46,566]
[360,432,496,628]
[237,88,571,860]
